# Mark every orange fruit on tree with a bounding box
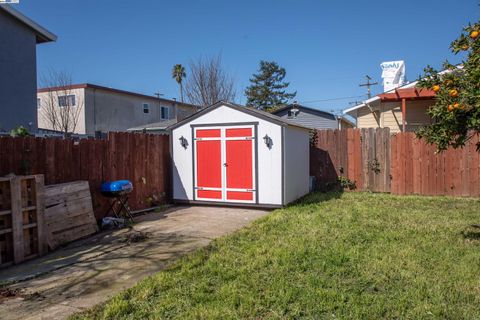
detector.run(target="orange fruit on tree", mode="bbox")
[462,44,469,50]
[447,104,455,112]
[449,89,458,97]
[432,85,440,92]
[471,30,479,39]
[453,102,460,109]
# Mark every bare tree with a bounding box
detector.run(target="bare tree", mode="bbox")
[39,70,84,136]
[184,55,236,107]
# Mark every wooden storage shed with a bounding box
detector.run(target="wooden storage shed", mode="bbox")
[169,101,310,208]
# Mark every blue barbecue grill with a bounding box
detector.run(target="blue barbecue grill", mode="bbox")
[101,180,134,222]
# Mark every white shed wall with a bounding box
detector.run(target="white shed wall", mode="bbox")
[283,126,310,204]
[171,105,283,206]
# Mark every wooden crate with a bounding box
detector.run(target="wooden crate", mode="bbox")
[0,175,46,268]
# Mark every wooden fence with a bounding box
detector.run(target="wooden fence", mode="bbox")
[0,133,170,219]
[1,129,477,221]
[311,128,480,197]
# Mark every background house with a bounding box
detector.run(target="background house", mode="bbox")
[343,82,436,133]
[272,104,354,130]
[0,5,56,133]
[37,83,199,134]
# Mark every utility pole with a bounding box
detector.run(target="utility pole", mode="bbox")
[359,75,378,99]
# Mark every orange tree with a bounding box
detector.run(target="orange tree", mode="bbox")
[417,21,480,151]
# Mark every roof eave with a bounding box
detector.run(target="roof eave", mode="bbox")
[343,80,420,115]
[127,127,168,131]
[38,83,200,109]
[0,5,57,43]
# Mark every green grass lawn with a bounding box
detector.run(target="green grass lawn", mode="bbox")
[72,192,480,319]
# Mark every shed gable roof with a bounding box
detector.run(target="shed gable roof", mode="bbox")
[168,101,311,131]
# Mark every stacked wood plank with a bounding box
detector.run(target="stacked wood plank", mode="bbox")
[0,175,47,268]
[45,181,98,250]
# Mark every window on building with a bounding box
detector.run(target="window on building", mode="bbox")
[58,95,76,107]
[37,98,41,109]
[143,103,150,114]
[161,106,169,119]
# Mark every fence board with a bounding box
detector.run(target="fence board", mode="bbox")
[390,132,397,194]
[412,136,421,194]
[406,133,414,194]
[347,129,355,182]
[354,129,362,189]
[469,135,480,197]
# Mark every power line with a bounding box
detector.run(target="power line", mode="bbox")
[348,100,363,106]
[299,94,366,104]
[359,75,378,99]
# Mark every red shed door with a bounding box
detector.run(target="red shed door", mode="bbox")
[194,128,222,200]
[194,126,255,203]
[225,127,254,202]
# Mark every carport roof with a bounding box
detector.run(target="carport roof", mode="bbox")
[127,119,177,132]
[167,101,311,131]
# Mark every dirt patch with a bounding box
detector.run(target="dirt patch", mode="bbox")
[121,230,150,245]
[0,288,20,303]
[23,291,46,301]
[0,287,46,303]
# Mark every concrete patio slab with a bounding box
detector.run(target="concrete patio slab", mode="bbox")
[0,205,269,320]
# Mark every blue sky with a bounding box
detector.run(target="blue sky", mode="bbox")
[17,0,479,111]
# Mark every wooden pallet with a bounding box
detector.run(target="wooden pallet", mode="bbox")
[45,181,98,250]
[0,175,46,268]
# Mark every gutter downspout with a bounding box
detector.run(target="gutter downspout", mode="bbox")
[401,98,406,132]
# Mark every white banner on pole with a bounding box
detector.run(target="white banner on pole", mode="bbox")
[381,61,406,92]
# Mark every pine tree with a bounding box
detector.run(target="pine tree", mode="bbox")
[417,21,480,151]
[245,61,296,110]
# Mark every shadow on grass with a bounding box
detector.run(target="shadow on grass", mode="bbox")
[462,229,480,241]
[287,190,344,208]
[462,224,480,241]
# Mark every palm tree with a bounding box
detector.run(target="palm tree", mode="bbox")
[172,64,186,102]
